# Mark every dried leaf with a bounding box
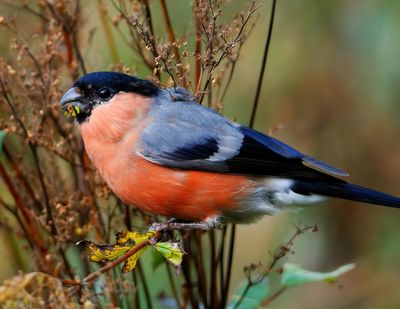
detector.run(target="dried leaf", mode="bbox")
[122,246,148,273]
[77,240,131,263]
[0,272,69,308]
[78,230,158,273]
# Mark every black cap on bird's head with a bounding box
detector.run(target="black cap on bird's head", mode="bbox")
[60,71,159,123]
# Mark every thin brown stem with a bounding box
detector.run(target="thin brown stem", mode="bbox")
[3,144,42,212]
[97,0,120,63]
[0,160,49,269]
[261,286,287,307]
[193,0,202,91]
[233,225,316,309]
[221,224,235,308]
[137,262,153,309]
[181,235,199,309]
[209,230,218,308]
[249,0,277,128]
[159,0,187,87]
[160,0,179,61]
[193,232,208,308]
[165,263,181,307]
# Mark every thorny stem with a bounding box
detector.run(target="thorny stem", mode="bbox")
[249,0,277,128]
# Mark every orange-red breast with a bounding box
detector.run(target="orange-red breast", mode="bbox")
[60,72,400,224]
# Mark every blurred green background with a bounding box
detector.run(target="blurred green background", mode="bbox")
[1,0,400,307]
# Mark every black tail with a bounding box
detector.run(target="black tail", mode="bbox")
[291,181,400,208]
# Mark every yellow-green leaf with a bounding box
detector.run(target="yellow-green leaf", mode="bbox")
[154,241,184,272]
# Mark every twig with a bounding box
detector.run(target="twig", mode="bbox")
[165,263,181,307]
[221,224,236,308]
[159,0,187,87]
[261,286,287,307]
[209,230,218,308]
[0,160,49,267]
[0,77,57,235]
[160,0,180,61]
[193,232,208,308]
[233,224,316,309]
[193,0,202,91]
[97,0,120,63]
[111,1,157,75]
[217,226,227,306]
[181,235,199,309]
[249,0,277,128]
[138,262,153,309]
[3,144,42,212]
[142,0,155,38]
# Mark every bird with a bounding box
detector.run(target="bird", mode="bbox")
[60,71,400,228]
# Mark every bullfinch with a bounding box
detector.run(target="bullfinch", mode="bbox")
[60,71,400,226]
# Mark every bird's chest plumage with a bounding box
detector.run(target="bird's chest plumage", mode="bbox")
[83,137,251,220]
[78,94,252,220]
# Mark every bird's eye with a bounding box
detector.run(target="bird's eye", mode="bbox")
[98,87,112,100]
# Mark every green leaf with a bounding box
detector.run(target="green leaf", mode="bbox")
[229,279,269,309]
[153,241,184,273]
[281,263,355,288]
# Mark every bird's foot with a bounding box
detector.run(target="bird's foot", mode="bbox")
[150,217,223,231]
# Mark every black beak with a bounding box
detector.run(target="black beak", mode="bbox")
[60,87,88,118]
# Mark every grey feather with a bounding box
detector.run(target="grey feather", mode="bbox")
[137,88,348,179]
[137,89,244,170]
